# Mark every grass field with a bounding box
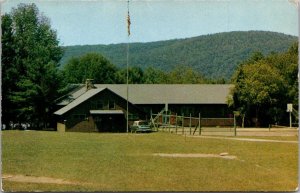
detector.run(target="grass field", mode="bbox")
[2,130,298,191]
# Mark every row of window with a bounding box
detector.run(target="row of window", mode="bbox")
[71,113,139,121]
[91,100,115,110]
[73,114,86,120]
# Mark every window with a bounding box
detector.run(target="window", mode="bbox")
[181,106,195,116]
[109,101,115,109]
[96,101,104,109]
[128,114,139,120]
[73,114,86,120]
[91,101,104,109]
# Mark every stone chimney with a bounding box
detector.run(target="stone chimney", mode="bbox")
[85,79,95,91]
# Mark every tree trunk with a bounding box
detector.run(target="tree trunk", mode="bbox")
[255,106,260,127]
[242,114,245,128]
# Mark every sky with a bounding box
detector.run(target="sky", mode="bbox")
[1,0,298,46]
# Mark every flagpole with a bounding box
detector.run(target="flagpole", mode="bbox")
[126,0,130,133]
[126,41,129,133]
[126,43,129,133]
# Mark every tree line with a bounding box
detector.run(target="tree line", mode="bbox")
[2,3,298,129]
[62,52,226,84]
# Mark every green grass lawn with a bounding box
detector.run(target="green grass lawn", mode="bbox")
[2,130,298,191]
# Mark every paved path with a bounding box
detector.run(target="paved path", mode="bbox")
[168,127,298,137]
[188,135,298,144]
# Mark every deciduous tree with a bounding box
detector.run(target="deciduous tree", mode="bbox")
[116,66,144,84]
[2,3,65,129]
[63,53,118,84]
[230,44,298,126]
[166,65,206,84]
[144,67,168,84]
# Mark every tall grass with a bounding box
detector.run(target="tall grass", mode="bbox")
[2,131,298,191]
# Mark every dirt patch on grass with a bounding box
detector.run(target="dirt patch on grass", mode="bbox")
[2,174,79,185]
[153,152,237,159]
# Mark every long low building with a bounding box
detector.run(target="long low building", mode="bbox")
[54,82,234,132]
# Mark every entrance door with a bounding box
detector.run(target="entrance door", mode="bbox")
[94,114,126,132]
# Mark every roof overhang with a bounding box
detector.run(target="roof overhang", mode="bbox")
[54,88,105,115]
[90,110,124,115]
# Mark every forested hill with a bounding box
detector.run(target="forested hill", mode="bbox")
[60,31,297,79]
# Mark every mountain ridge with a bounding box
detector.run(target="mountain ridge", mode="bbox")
[60,31,297,79]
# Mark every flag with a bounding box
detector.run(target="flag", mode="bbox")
[127,11,131,36]
[288,0,299,7]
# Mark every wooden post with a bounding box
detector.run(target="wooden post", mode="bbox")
[157,114,159,132]
[189,113,192,135]
[234,114,237,136]
[165,108,167,132]
[182,114,184,135]
[150,109,152,130]
[289,112,292,128]
[175,113,177,134]
[168,114,170,133]
[199,113,201,136]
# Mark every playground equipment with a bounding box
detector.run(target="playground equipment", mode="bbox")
[150,108,236,136]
